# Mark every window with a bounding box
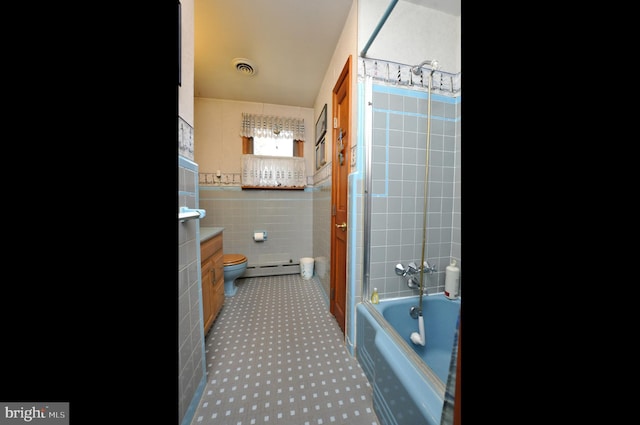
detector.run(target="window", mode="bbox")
[253,136,294,157]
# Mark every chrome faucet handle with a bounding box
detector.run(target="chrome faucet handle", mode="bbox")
[395,263,406,276]
[407,262,418,274]
[423,260,436,274]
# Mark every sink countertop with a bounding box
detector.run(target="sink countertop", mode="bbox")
[200,226,224,243]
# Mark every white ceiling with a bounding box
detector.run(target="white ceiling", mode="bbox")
[194,0,460,108]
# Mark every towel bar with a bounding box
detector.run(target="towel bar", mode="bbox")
[178,206,206,222]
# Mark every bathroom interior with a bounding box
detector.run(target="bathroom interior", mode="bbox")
[178,1,461,424]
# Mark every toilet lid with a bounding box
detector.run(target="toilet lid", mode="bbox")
[224,254,247,266]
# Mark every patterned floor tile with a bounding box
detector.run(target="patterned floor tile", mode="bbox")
[191,274,379,425]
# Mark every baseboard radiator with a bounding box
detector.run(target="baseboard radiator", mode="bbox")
[242,253,301,277]
[243,263,300,277]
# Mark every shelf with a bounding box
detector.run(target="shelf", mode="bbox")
[241,186,305,190]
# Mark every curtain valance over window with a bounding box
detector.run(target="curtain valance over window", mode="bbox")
[241,113,305,140]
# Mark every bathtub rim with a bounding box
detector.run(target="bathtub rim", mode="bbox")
[362,293,461,398]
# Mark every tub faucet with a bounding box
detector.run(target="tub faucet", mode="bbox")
[395,262,422,289]
[395,261,436,277]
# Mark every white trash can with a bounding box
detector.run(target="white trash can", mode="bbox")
[300,257,314,280]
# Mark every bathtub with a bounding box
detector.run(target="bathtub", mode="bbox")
[356,294,460,425]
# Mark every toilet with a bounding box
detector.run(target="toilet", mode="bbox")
[223,254,248,296]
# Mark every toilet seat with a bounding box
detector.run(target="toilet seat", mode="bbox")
[224,254,247,266]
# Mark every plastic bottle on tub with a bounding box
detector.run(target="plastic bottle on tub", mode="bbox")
[444,259,460,299]
[371,288,379,304]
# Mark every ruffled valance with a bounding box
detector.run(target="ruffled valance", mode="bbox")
[241,113,305,140]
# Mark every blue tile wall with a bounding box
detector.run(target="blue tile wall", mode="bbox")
[178,155,205,425]
[368,84,461,300]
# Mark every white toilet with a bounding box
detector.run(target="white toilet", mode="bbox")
[223,254,248,296]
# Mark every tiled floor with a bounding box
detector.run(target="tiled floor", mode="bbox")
[190,274,380,425]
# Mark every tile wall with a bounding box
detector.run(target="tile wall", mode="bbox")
[198,189,314,270]
[312,177,332,302]
[178,155,206,425]
[367,84,461,300]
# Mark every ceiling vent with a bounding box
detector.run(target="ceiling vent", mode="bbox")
[232,58,256,76]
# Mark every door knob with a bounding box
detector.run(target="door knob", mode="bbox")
[335,222,347,230]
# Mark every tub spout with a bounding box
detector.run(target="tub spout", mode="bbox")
[406,277,420,289]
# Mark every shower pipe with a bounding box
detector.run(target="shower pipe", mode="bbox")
[417,65,436,315]
[406,62,437,347]
[360,0,399,58]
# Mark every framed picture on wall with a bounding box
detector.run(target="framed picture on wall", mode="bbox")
[315,136,326,170]
[316,104,327,144]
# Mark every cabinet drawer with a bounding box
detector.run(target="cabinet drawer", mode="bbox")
[201,233,223,260]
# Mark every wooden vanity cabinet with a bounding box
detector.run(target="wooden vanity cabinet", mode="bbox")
[200,232,224,335]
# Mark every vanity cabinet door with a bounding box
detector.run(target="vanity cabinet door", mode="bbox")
[211,249,224,320]
[201,258,215,335]
[200,232,225,336]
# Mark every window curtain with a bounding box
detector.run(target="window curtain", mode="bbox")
[241,154,306,188]
[241,113,304,157]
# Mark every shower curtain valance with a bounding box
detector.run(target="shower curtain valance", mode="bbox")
[358,57,461,97]
[241,113,305,140]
